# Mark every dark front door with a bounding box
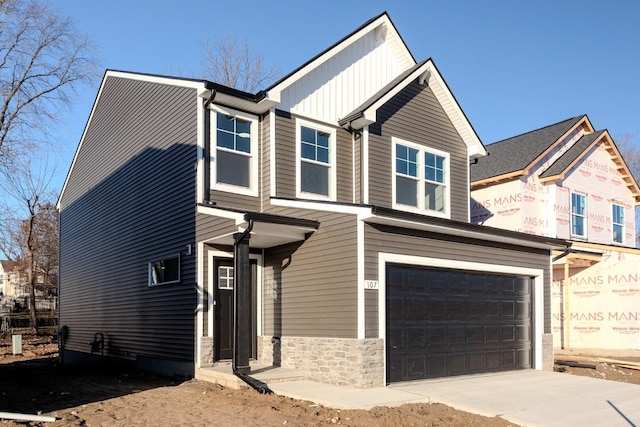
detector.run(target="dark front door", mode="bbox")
[386,264,533,383]
[214,258,257,361]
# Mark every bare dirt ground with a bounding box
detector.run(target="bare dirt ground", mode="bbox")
[3,336,638,427]
[0,335,519,426]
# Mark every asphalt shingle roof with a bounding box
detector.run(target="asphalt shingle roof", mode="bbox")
[539,130,604,179]
[471,116,585,182]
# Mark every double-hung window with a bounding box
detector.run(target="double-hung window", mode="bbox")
[570,192,586,237]
[212,110,258,196]
[612,204,624,244]
[297,120,336,200]
[393,138,449,217]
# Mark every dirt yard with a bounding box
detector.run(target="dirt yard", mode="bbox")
[1,335,637,427]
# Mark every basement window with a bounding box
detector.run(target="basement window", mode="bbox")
[148,254,180,286]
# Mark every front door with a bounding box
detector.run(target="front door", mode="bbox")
[214,258,257,360]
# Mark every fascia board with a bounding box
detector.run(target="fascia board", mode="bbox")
[423,60,486,158]
[364,212,566,251]
[196,204,245,225]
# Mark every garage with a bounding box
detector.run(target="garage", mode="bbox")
[386,264,533,382]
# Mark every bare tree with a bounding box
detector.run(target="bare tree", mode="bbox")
[0,0,99,165]
[201,35,280,92]
[0,159,56,332]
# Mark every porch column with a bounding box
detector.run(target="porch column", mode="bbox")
[233,231,251,375]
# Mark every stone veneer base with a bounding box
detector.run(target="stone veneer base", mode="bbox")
[258,336,384,388]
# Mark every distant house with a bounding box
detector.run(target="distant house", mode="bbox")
[58,12,564,387]
[471,115,640,351]
[0,260,27,311]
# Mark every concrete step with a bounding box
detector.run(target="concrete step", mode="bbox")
[195,362,307,390]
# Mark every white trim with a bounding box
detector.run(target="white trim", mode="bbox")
[570,190,587,239]
[391,137,451,219]
[269,109,277,198]
[362,126,370,205]
[196,205,245,224]
[210,107,259,197]
[357,219,365,339]
[207,250,264,339]
[295,118,337,201]
[196,242,204,368]
[377,252,545,384]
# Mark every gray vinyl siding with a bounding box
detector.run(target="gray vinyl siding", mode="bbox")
[274,112,296,198]
[196,214,238,337]
[274,112,353,203]
[367,81,470,222]
[363,223,552,334]
[209,189,260,212]
[58,76,198,364]
[262,112,271,207]
[365,289,378,338]
[262,209,358,338]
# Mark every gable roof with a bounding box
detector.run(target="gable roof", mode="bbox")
[471,115,587,184]
[338,58,486,159]
[265,12,415,103]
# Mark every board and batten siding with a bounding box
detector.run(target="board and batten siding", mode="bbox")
[262,209,358,338]
[59,76,199,367]
[367,81,470,222]
[363,223,553,334]
[274,111,353,203]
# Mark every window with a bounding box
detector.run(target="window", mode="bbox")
[148,254,180,286]
[571,192,586,237]
[212,110,258,196]
[218,266,234,289]
[612,204,624,243]
[393,139,449,216]
[297,120,336,200]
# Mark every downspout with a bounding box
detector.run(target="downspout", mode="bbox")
[232,219,272,394]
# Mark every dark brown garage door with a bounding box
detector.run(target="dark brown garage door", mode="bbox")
[386,264,532,383]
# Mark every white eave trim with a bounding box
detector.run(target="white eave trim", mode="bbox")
[362,212,565,251]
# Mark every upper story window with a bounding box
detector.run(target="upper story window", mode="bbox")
[212,109,258,197]
[296,119,336,200]
[393,138,449,217]
[612,204,624,244]
[571,192,586,238]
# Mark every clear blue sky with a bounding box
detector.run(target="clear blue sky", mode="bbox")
[50,0,640,193]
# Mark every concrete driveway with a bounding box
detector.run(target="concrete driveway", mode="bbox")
[269,370,640,426]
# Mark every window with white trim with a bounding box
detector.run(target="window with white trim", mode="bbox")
[296,120,336,200]
[218,265,234,289]
[393,138,449,216]
[148,254,180,286]
[212,110,258,196]
[571,192,586,237]
[612,204,624,244]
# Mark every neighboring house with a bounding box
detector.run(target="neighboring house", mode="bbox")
[58,12,565,387]
[471,115,640,351]
[0,260,27,311]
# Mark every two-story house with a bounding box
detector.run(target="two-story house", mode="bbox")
[471,115,640,351]
[58,12,565,387]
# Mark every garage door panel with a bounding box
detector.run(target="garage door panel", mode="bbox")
[387,264,533,382]
[427,326,447,348]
